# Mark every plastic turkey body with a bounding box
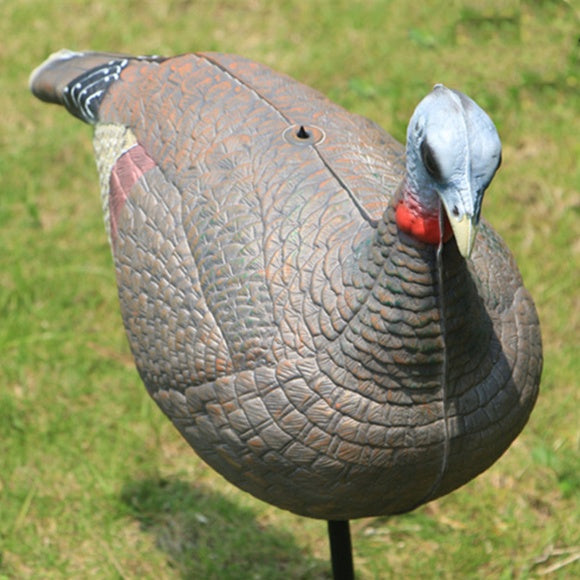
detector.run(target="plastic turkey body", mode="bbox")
[30,52,542,519]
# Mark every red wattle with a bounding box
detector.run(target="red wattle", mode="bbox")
[395,200,453,245]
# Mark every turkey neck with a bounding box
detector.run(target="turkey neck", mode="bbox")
[319,202,493,412]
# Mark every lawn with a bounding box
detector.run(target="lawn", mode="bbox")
[1,0,578,578]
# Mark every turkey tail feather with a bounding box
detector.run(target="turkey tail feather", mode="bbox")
[29,49,164,124]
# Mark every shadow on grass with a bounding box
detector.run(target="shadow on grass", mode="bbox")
[121,476,331,580]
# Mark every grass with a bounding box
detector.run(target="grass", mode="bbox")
[1,0,578,577]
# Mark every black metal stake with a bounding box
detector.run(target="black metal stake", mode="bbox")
[327,520,355,580]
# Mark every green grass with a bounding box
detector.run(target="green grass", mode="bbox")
[2,0,578,577]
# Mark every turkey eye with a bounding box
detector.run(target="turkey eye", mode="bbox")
[420,140,442,181]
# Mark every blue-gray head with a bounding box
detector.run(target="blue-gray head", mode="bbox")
[399,84,502,257]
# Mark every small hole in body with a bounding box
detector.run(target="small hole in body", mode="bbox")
[296,125,310,139]
[283,124,325,146]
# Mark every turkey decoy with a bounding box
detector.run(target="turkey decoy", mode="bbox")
[30,50,542,577]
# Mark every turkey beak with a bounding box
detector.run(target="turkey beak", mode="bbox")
[439,189,479,258]
[445,211,478,258]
